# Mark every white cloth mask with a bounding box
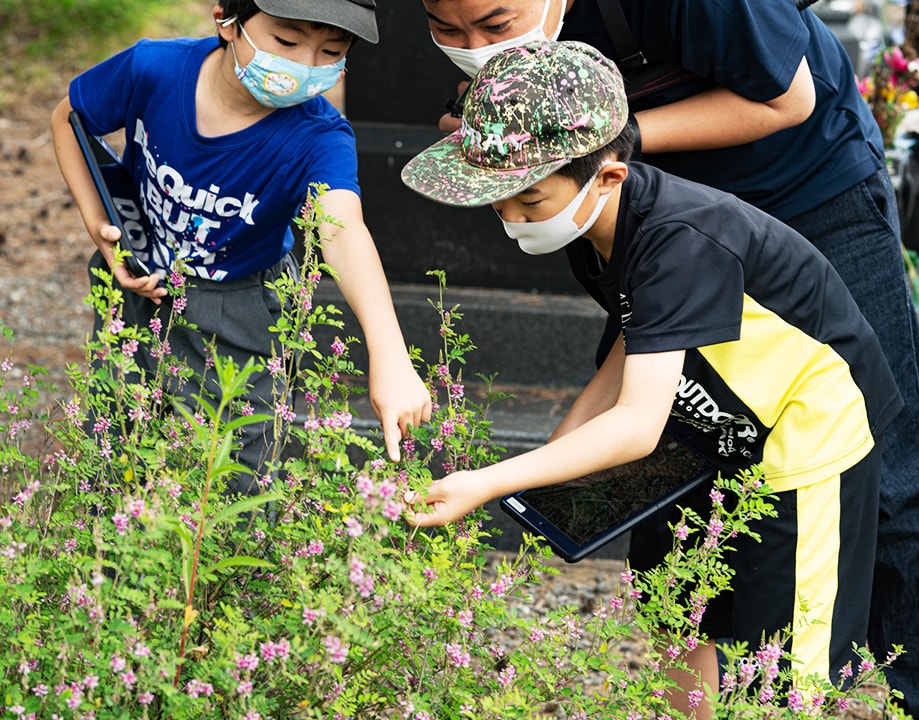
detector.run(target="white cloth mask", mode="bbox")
[501,164,612,255]
[432,0,565,77]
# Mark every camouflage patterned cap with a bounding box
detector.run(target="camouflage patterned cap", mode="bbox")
[401,41,628,207]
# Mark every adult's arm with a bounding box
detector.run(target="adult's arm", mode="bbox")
[633,57,816,153]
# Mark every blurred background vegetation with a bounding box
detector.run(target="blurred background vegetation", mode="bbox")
[0,0,212,104]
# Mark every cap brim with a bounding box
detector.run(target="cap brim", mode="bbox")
[255,0,379,43]
[401,133,569,208]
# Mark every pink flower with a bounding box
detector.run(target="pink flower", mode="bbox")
[885,46,910,74]
[112,512,130,536]
[355,474,375,499]
[497,664,517,687]
[445,643,471,667]
[382,500,403,521]
[267,356,284,376]
[302,607,325,625]
[323,634,349,664]
[344,516,363,537]
[184,679,214,698]
[235,653,260,671]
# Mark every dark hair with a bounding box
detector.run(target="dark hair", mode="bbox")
[215,0,357,49]
[555,122,635,187]
[217,0,261,46]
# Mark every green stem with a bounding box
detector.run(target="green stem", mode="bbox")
[173,399,225,688]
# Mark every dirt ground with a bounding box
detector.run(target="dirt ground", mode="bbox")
[0,70,92,386]
[0,7,215,388]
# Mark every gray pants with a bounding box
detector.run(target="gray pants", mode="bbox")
[88,251,296,496]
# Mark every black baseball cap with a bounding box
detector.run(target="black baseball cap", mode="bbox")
[254,0,379,43]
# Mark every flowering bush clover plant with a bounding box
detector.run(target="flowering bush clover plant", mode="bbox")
[0,185,908,718]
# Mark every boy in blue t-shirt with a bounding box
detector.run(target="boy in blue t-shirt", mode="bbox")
[51,0,431,491]
[401,41,902,715]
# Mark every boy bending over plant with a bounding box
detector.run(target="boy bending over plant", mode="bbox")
[401,40,902,717]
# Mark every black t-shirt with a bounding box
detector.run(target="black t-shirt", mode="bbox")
[565,163,902,488]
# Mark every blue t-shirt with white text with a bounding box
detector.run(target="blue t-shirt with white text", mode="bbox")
[70,37,360,281]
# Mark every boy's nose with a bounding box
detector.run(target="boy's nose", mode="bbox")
[493,203,525,224]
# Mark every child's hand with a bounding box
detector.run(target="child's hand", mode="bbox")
[403,470,492,527]
[96,222,167,305]
[370,361,432,462]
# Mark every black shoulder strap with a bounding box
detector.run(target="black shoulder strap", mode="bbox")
[595,0,647,72]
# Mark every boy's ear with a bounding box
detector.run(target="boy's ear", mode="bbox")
[597,161,629,191]
[213,5,234,36]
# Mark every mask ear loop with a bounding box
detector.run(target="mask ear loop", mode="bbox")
[218,15,237,28]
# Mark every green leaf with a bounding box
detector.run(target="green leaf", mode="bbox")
[200,555,275,577]
[210,492,282,525]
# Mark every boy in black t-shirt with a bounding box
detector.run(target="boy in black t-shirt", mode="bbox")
[400,40,902,716]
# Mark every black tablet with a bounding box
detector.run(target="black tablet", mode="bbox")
[68,110,154,278]
[500,438,716,562]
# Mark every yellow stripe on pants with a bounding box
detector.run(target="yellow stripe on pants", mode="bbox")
[793,475,842,680]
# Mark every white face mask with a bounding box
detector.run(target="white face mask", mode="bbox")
[501,164,612,255]
[432,0,565,77]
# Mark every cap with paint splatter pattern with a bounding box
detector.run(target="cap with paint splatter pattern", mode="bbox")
[401,40,628,207]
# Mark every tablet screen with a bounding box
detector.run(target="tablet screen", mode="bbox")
[501,438,715,561]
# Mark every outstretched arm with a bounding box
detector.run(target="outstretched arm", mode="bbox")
[316,189,433,461]
[50,97,166,303]
[405,348,685,527]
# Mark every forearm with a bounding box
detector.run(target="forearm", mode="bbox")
[320,227,411,366]
[406,405,664,526]
[550,333,625,441]
[480,406,660,498]
[51,97,111,251]
[635,58,815,154]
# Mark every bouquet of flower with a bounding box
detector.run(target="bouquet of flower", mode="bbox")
[859,45,919,148]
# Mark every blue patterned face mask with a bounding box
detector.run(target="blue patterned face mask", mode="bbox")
[226,18,346,108]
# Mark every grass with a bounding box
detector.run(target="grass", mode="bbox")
[0,0,214,107]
